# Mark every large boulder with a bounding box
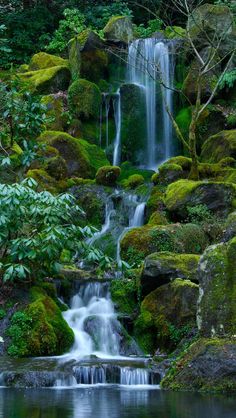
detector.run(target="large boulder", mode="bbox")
[103,16,133,43]
[187,4,234,49]
[201,130,236,163]
[120,223,208,265]
[39,131,109,178]
[183,48,219,102]
[28,52,68,71]
[165,179,236,220]
[19,66,70,94]
[162,337,236,392]
[68,30,108,82]
[68,79,102,120]
[141,252,200,296]
[135,279,199,353]
[197,238,236,337]
[41,93,68,131]
[120,83,146,165]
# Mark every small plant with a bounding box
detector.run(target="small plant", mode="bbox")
[186,204,213,224]
[7,311,32,357]
[135,19,163,38]
[0,309,6,320]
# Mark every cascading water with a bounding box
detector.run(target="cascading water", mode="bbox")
[62,282,120,359]
[113,90,121,166]
[127,38,175,168]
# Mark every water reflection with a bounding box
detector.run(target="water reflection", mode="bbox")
[1,388,236,418]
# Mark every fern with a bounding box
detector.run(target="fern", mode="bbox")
[219,69,236,90]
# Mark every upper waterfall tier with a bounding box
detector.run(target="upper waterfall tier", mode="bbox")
[127,38,175,169]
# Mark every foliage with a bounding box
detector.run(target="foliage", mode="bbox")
[84,2,132,30]
[0,24,12,66]
[0,178,92,283]
[0,80,49,170]
[47,8,86,54]
[219,69,236,90]
[134,18,163,38]
[0,308,6,319]
[7,311,32,356]
[186,204,214,224]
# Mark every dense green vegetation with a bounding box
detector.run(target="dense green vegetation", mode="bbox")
[0,0,236,395]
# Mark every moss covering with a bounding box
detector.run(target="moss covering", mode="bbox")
[68,78,102,120]
[119,161,154,183]
[121,223,208,265]
[123,174,145,189]
[26,168,67,193]
[111,277,139,315]
[39,131,109,178]
[7,286,74,357]
[29,52,68,71]
[103,16,133,43]
[198,238,236,337]
[95,165,121,186]
[175,107,192,140]
[19,65,70,94]
[201,130,236,163]
[41,94,67,131]
[135,279,198,353]
[161,337,236,393]
[165,179,236,219]
[156,163,184,185]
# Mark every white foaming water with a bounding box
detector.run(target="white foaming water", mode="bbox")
[87,199,115,246]
[113,90,121,166]
[62,282,120,360]
[127,38,175,169]
[120,368,149,385]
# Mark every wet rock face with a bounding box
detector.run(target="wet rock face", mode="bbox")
[161,338,236,392]
[135,279,199,353]
[103,16,133,44]
[141,252,200,296]
[197,238,236,337]
[165,180,236,220]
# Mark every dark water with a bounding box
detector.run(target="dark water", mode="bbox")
[1,387,236,418]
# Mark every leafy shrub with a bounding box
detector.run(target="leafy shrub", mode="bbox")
[186,204,213,224]
[135,18,163,38]
[219,69,236,90]
[47,8,86,53]
[0,178,91,283]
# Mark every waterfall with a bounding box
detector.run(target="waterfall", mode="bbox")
[87,199,115,246]
[127,38,175,169]
[62,282,121,359]
[130,202,146,228]
[112,90,121,166]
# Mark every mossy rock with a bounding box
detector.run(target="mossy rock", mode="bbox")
[111,277,138,315]
[26,168,67,194]
[7,287,74,357]
[123,174,145,189]
[148,211,169,226]
[201,130,236,163]
[39,131,109,179]
[29,52,68,71]
[141,252,200,296]
[19,65,70,94]
[119,161,154,183]
[197,238,236,337]
[80,49,109,83]
[161,337,236,393]
[154,163,184,186]
[103,16,133,43]
[41,94,68,131]
[183,48,219,102]
[121,223,208,266]
[187,4,234,48]
[46,156,68,180]
[135,279,198,353]
[165,179,236,220]
[68,78,102,120]
[120,83,146,165]
[167,156,192,171]
[146,186,166,220]
[95,165,121,186]
[68,30,104,81]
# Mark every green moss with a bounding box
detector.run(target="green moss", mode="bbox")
[157,163,184,185]
[46,156,68,180]
[81,49,108,83]
[41,94,67,131]
[26,168,67,194]
[29,52,68,71]
[146,186,165,218]
[167,156,192,170]
[95,165,121,186]
[201,130,236,163]
[119,161,154,182]
[68,78,102,120]
[164,26,186,39]
[175,107,192,140]
[104,16,133,43]
[148,211,169,226]
[161,337,236,393]
[120,224,207,264]
[123,174,145,189]
[19,65,70,94]
[40,131,109,178]
[7,288,74,357]
[135,278,198,353]
[111,278,138,315]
